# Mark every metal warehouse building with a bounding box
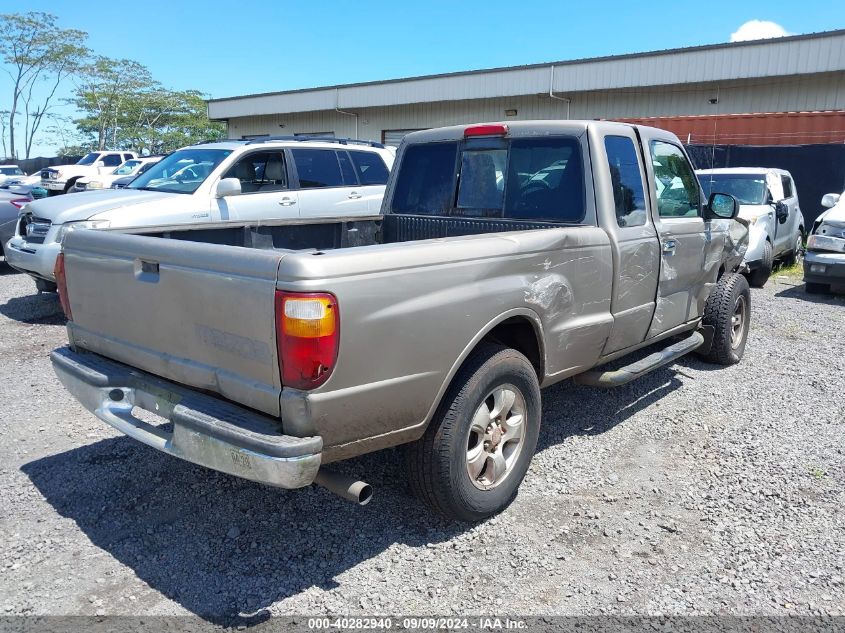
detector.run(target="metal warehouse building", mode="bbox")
[208,30,845,147]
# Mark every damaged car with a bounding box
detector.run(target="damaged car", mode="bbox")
[804,191,845,293]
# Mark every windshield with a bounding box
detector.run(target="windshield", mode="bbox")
[698,174,768,205]
[127,149,232,194]
[76,153,100,166]
[113,160,141,175]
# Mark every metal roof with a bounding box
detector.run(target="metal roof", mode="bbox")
[208,30,845,121]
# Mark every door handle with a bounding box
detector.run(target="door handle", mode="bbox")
[662,239,677,254]
[278,197,296,206]
[347,191,363,199]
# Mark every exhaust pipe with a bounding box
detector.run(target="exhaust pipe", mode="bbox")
[313,469,373,505]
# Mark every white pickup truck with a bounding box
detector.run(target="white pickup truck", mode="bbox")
[40,150,138,194]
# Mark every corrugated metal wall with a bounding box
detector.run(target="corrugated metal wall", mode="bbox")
[225,72,845,143]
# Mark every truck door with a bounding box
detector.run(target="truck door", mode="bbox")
[590,126,660,355]
[639,131,715,337]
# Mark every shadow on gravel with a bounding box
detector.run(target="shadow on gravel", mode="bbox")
[0,291,66,325]
[0,259,20,276]
[22,368,685,624]
[537,366,683,452]
[774,283,845,304]
[22,439,464,625]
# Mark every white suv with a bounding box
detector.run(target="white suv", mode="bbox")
[6,137,395,291]
[71,155,163,192]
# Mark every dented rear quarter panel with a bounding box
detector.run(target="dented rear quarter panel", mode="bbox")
[276,226,613,459]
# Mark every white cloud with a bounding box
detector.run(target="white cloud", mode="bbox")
[730,20,792,42]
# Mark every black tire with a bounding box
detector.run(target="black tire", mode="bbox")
[805,282,829,294]
[747,241,773,287]
[782,232,804,267]
[34,278,57,293]
[698,272,750,366]
[405,343,541,522]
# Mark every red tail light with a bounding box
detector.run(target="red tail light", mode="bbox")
[464,124,508,137]
[275,291,339,390]
[10,198,30,209]
[54,253,72,320]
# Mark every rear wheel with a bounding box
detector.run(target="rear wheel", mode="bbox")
[782,233,804,267]
[405,343,541,522]
[698,272,750,366]
[747,241,773,287]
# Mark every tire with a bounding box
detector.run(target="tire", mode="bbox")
[405,343,541,522]
[782,233,804,267]
[747,241,773,287]
[698,272,750,366]
[805,282,829,294]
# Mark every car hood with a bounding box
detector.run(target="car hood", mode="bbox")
[736,204,772,221]
[816,200,845,225]
[23,189,178,224]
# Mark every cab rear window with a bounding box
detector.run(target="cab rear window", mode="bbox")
[391,137,585,223]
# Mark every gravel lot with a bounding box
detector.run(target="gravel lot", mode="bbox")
[0,261,843,623]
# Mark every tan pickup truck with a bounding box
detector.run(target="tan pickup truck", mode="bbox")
[51,121,748,521]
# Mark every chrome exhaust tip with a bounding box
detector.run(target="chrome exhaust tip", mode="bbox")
[313,469,373,505]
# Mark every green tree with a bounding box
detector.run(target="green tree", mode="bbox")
[72,56,154,151]
[0,12,87,158]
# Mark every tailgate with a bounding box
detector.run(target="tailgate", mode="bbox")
[61,229,285,417]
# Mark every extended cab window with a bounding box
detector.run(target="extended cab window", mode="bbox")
[102,154,123,167]
[392,137,586,223]
[350,150,390,185]
[651,141,700,218]
[605,136,647,227]
[291,149,344,188]
[224,151,288,193]
[781,175,794,198]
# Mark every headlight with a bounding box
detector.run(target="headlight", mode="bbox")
[54,219,111,243]
[86,181,103,189]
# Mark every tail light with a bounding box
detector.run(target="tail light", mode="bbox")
[275,291,339,390]
[10,198,30,209]
[54,253,72,320]
[464,124,508,137]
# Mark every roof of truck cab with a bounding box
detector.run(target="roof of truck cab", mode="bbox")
[696,167,791,176]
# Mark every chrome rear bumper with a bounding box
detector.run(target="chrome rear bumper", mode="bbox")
[51,347,322,488]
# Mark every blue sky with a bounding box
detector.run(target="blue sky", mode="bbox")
[2,0,842,155]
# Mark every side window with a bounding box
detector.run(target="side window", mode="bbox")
[102,154,122,167]
[223,151,288,193]
[123,153,133,162]
[350,151,390,185]
[650,141,700,218]
[291,149,343,188]
[781,175,793,199]
[604,136,647,227]
[336,151,358,186]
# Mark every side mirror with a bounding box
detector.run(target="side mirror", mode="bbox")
[821,193,840,209]
[94,160,105,168]
[215,177,241,198]
[704,192,738,220]
[775,200,789,224]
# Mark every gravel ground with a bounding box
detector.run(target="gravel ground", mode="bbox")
[0,261,843,623]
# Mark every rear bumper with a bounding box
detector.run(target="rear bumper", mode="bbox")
[51,346,322,488]
[803,250,845,284]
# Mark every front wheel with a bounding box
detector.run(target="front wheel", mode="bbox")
[405,343,541,522]
[747,241,773,287]
[698,272,750,366]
